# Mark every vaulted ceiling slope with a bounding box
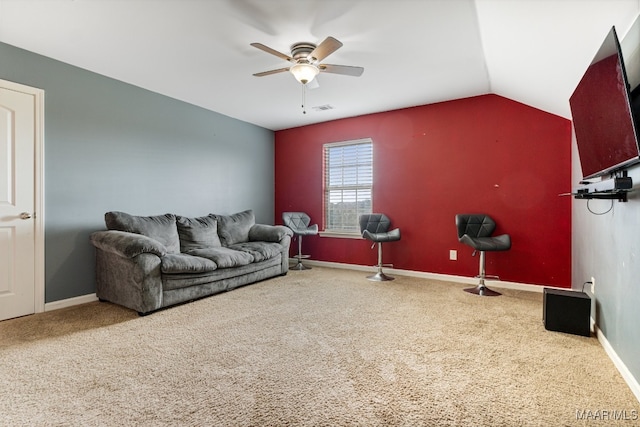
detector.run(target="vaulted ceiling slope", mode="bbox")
[0,0,638,131]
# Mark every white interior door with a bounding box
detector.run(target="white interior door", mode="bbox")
[0,82,43,321]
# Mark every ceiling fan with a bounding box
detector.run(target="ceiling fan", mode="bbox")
[250,36,364,86]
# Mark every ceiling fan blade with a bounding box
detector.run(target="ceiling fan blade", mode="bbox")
[253,67,290,77]
[319,64,364,77]
[250,43,294,63]
[307,78,320,90]
[308,36,343,63]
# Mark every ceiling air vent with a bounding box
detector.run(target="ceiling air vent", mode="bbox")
[312,104,335,111]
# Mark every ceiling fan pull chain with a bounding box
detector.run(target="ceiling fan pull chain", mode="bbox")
[302,84,307,114]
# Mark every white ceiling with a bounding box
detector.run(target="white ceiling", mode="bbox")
[0,0,639,131]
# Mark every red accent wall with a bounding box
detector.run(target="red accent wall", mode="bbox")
[275,94,572,287]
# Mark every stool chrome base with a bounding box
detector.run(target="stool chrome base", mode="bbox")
[291,260,311,270]
[290,236,311,271]
[367,271,394,281]
[463,284,501,296]
[366,243,394,281]
[463,251,501,296]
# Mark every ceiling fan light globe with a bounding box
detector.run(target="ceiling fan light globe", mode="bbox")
[290,63,319,85]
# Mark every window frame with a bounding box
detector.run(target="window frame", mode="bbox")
[320,138,373,238]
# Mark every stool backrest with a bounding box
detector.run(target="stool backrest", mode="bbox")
[283,212,311,231]
[455,214,496,239]
[359,213,391,235]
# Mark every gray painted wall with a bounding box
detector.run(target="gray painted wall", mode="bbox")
[0,42,274,303]
[572,136,640,390]
[572,19,640,392]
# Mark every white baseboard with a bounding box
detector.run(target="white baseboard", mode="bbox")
[296,258,562,293]
[44,293,98,312]
[595,324,640,403]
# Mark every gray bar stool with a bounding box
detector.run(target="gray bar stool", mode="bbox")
[359,213,401,281]
[455,214,511,296]
[282,212,318,270]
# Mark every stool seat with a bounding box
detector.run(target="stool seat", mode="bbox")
[362,228,401,243]
[459,234,511,252]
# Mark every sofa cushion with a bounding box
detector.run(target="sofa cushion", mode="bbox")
[105,211,180,254]
[176,214,222,252]
[187,247,254,269]
[161,253,218,274]
[228,242,282,263]
[215,209,255,246]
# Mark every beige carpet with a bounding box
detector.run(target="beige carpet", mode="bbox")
[1,267,637,426]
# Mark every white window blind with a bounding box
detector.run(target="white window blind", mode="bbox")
[323,138,373,233]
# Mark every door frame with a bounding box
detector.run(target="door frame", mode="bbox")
[1,79,45,314]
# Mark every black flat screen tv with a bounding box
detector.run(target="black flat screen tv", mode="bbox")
[569,26,640,180]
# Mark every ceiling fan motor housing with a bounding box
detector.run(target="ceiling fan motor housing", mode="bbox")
[291,42,317,61]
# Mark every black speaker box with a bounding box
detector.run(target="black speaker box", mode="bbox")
[543,288,591,337]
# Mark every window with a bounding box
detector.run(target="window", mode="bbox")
[323,138,373,234]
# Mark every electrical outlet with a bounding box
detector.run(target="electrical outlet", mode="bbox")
[449,250,457,261]
[591,276,595,294]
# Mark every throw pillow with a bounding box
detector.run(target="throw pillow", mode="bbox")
[176,214,222,252]
[104,211,180,254]
[215,209,255,246]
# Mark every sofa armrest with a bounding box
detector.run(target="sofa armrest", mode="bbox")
[249,224,293,243]
[90,230,167,258]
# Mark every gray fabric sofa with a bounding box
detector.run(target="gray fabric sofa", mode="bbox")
[90,209,293,315]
